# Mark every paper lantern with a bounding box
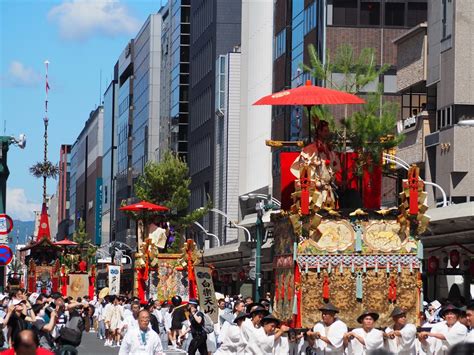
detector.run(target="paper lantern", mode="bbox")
[239,270,246,281]
[439,251,449,269]
[460,253,470,271]
[212,269,219,281]
[427,256,439,274]
[449,250,460,268]
[232,272,238,282]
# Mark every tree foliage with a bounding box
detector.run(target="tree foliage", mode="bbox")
[133,151,211,252]
[302,43,403,173]
[29,161,59,179]
[72,218,98,263]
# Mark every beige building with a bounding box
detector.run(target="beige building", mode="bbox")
[394,0,474,301]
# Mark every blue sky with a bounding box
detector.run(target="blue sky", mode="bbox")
[1,0,163,221]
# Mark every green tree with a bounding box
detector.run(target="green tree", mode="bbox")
[133,151,211,252]
[73,218,98,264]
[303,43,403,176]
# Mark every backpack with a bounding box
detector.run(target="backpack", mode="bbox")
[202,313,214,334]
[58,315,84,347]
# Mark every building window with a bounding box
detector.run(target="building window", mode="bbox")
[401,92,426,122]
[304,2,317,35]
[360,1,380,26]
[274,29,286,59]
[333,0,357,26]
[385,2,405,27]
[407,2,427,27]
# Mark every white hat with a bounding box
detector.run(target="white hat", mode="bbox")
[0,294,8,301]
[430,300,441,309]
[28,293,40,305]
[13,299,26,306]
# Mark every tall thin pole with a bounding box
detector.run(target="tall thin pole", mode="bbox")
[43,60,50,204]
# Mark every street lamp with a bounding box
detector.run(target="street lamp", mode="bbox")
[209,208,252,242]
[240,193,281,208]
[193,221,220,247]
[239,195,281,302]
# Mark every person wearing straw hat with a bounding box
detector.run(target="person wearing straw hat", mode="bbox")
[214,312,247,354]
[344,310,384,354]
[245,314,289,355]
[418,303,467,354]
[384,307,417,355]
[307,302,347,354]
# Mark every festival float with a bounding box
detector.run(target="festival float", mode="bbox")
[256,81,429,329]
[19,206,96,299]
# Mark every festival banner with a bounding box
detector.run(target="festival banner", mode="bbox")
[108,265,121,296]
[194,266,218,323]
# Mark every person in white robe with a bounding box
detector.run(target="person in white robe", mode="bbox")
[119,310,163,355]
[215,312,248,355]
[241,305,268,343]
[465,304,474,343]
[344,310,384,355]
[384,307,417,355]
[245,314,289,355]
[418,304,468,354]
[307,302,347,354]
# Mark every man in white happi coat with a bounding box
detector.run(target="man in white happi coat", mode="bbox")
[119,310,163,355]
[241,305,268,342]
[344,310,384,355]
[245,314,289,355]
[466,304,474,343]
[215,312,247,355]
[307,302,347,354]
[385,307,417,355]
[418,304,468,354]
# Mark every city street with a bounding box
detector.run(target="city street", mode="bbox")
[79,331,186,355]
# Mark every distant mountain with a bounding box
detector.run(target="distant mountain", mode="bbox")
[9,220,35,249]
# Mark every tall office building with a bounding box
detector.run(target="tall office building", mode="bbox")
[68,107,104,243]
[115,41,135,245]
[101,63,119,246]
[57,144,71,239]
[131,13,164,175]
[188,0,242,237]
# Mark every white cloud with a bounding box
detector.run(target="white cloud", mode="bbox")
[6,188,41,221]
[3,61,42,87]
[48,0,141,41]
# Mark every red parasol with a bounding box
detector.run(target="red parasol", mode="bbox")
[54,237,78,247]
[253,80,365,106]
[119,201,169,212]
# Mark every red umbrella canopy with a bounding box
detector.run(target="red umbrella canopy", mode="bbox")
[253,80,365,106]
[54,237,78,246]
[119,200,169,212]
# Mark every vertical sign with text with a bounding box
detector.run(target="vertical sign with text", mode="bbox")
[108,265,120,296]
[194,266,218,324]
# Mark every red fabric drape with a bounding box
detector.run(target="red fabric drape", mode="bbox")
[293,264,302,328]
[28,277,35,293]
[89,276,95,299]
[280,152,300,210]
[362,163,382,209]
[52,277,59,293]
[137,268,145,303]
[61,277,68,297]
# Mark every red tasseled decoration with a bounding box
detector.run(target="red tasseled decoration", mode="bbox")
[407,168,420,215]
[281,274,286,300]
[301,189,309,215]
[388,277,397,302]
[288,284,293,303]
[323,275,330,300]
[275,278,279,302]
